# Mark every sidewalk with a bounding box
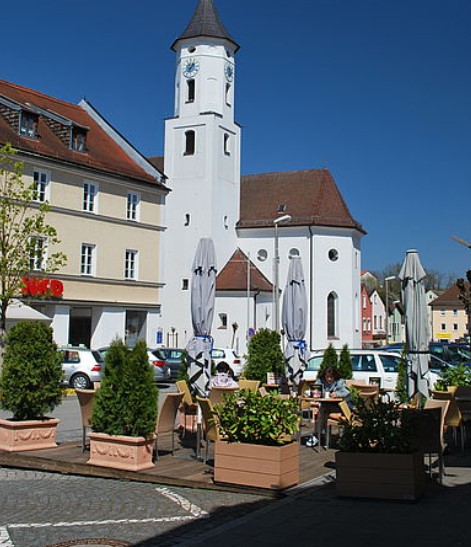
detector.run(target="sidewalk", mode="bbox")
[176,450,471,547]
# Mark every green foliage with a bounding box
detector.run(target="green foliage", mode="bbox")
[243,329,285,382]
[338,344,353,379]
[317,343,338,379]
[338,398,413,454]
[0,321,63,420]
[90,339,158,437]
[213,390,299,446]
[0,143,67,332]
[395,347,408,404]
[434,365,471,391]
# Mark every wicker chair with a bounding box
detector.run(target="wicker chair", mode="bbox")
[154,392,184,461]
[196,396,223,463]
[175,380,198,435]
[75,388,97,452]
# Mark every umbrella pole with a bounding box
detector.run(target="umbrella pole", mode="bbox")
[196,405,202,461]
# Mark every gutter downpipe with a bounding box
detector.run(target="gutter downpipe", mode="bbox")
[309,225,314,351]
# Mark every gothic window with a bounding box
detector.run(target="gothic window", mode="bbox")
[184,213,191,226]
[184,130,195,155]
[225,83,231,106]
[327,292,338,338]
[224,133,230,155]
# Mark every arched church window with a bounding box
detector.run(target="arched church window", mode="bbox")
[327,292,338,338]
[224,133,230,155]
[225,83,231,106]
[187,79,195,103]
[184,213,190,226]
[289,248,300,258]
[184,130,195,156]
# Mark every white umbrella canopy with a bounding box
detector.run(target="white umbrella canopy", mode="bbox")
[186,238,217,398]
[399,249,430,399]
[6,299,51,327]
[281,256,309,386]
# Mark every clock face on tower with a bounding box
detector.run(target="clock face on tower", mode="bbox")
[224,62,234,82]
[182,58,199,78]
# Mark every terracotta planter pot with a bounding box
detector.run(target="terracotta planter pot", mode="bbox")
[214,440,299,490]
[335,451,425,501]
[0,417,60,452]
[88,432,155,472]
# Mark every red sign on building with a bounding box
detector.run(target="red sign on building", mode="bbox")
[21,277,64,298]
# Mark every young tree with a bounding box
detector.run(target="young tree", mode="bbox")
[338,344,353,379]
[243,329,285,382]
[0,143,66,347]
[317,343,338,379]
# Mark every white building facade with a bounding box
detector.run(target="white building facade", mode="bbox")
[158,0,365,354]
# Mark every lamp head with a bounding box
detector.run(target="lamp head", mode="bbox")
[274,214,292,225]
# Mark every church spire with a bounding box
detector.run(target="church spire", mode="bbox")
[172,0,239,52]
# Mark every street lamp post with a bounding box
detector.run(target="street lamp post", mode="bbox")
[385,275,396,346]
[273,215,292,332]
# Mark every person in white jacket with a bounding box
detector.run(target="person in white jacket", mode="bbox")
[210,362,239,389]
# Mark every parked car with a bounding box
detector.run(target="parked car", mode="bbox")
[96,346,171,383]
[152,348,185,381]
[211,348,244,378]
[304,348,445,392]
[386,342,471,367]
[58,346,104,390]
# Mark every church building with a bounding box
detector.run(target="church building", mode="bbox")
[156,0,366,354]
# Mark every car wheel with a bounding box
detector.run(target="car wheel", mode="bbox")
[71,373,91,390]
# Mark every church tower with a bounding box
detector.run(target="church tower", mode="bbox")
[161,0,241,346]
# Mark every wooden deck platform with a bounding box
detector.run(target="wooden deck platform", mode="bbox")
[0,437,335,497]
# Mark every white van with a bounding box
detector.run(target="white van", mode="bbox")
[303,349,445,392]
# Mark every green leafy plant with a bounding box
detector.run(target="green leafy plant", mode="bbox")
[317,343,338,379]
[434,365,471,391]
[90,339,158,437]
[213,390,299,446]
[338,398,413,454]
[0,321,63,420]
[338,344,353,379]
[395,347,408,404]
[243,329,285,382]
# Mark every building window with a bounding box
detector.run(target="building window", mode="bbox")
[327,292,338,338]
[127,192,140,221]
[33,170,49,202]
[125,249,138,280]
[182,278,189,290]
[184,131,195,155]
[81,244,95,276]
[328,249,339,262]
[363,318,367,332]
[440,310,446,316]
[71,127,87,151]
[288,248,300,258]
[225,83,231,106]
[184,213,191,226]
[83,182,98,213]
[257,249,268,262]
[219,313,228,329]
[441,323,446,331]
[367,318,371,331]
[187,79,195,103]
[29,237,45,271]
[362,295,367,309]
[374,315,378,330]
[454,324,459,331]
[19,111,37,138]
[224,133,230,155]
[453,309,458,316]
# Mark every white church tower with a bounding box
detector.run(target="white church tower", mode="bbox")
[161,0,241,347]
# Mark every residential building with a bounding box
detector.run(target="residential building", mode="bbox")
[157,0,365,354]
[0,79,168,348]
[361,283,373,347]
[429,283,469,342]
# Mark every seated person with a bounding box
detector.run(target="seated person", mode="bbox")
[210,362,239,389]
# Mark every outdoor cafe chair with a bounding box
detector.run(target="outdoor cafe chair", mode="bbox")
[154,392,184,461]
[75,388,97,452]
[196,396,224,464]
[326,401,353,449]
[208,386,238,406]
[238,379,260,392]
[176,380,197,435]
[423,399,450,483]
[432,389,465,451]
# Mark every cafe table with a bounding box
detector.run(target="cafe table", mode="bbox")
[299,396,344,449]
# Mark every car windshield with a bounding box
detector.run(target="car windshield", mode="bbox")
[449,346,471,362]
[306,356,322,371]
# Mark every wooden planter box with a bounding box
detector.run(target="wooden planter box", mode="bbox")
[214,440,299,490]
[336,451,425,501]
[88,432,155,472]
[0,418,60,452]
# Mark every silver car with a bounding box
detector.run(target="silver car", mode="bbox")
[59,346,104,390]
[96,346,171,383]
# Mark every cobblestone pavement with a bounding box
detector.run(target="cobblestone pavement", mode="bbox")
[0,468,270,547]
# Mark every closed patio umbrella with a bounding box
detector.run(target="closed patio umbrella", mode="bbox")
[399,249,430,400]
[282,256,309,387]
[186,238,217,399]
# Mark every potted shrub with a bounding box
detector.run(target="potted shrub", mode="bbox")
[243,329,285,384]
[88,339,158,471]
[0,321,63,451]
[335,398,425,501]
[433,365,471,392]
[212,390,300,489]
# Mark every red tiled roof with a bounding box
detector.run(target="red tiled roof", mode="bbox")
[238,169,365,233]
[0,79,163,185]
[217,248,273,292]
[430,282,469,307]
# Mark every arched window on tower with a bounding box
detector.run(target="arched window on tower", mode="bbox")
[184,130,195,156]
[187,79,195,103]
[327,292,338,338]
[225,83,231,106]
[224,133,230,156]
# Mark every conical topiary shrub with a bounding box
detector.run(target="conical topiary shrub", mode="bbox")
[338,344,353,380]
[0,321,63,420]
[243,329,285,383]
[90,339,158,438]
[317,343,338,380]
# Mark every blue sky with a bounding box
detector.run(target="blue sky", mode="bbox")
[2,0,470,278]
